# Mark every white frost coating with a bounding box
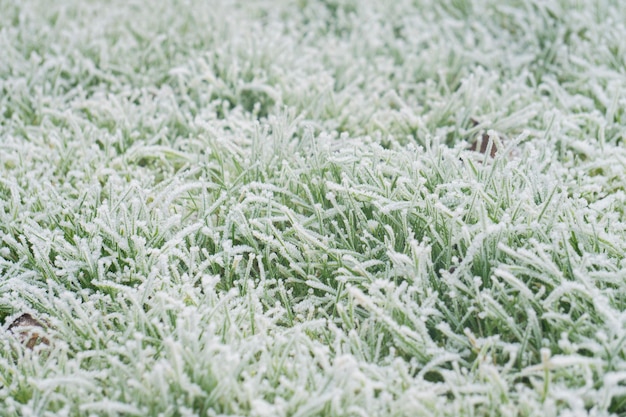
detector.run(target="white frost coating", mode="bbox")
[0,0,625,415]
[79,401,143,415]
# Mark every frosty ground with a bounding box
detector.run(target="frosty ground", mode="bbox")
[1,0,626,416]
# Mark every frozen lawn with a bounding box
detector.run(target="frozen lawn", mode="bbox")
[1,0,626,415]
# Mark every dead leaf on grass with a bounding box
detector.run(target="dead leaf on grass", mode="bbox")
[470,132,498,158]
[468,118,499,158]
[7,313,50,349]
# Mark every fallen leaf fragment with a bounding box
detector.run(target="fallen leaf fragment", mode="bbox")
[470,132,498,158]
[7,313,50,349]
[468,118,499,158]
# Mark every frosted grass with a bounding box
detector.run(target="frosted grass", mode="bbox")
[1,0,626,415]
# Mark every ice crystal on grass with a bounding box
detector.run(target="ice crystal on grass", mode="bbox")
[1,0,626,415]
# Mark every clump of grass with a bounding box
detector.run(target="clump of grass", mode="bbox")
[1,0,626,415]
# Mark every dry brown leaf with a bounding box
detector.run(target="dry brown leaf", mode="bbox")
[468,119,499,158]
[7,313,50,349]
[470,132,498,158]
